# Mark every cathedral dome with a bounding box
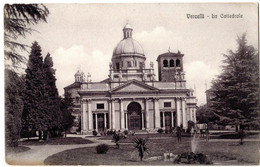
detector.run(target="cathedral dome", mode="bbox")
[113,38,144,58]
[112,24,145,59]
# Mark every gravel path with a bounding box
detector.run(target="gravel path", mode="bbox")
[6,135,115,165]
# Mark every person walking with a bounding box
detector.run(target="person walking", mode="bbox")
[176,126,182,143]
[238,127,245,145]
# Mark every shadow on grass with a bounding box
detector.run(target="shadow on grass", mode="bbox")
[6,146,30,155]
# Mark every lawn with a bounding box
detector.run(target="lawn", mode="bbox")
[21,137,93,145]
[44,135,259,165]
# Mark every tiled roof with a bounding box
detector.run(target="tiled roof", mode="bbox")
[64,82,81,89]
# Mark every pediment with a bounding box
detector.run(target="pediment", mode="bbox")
[111,80,159,93]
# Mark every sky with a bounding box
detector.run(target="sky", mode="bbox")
[14,3,258,105]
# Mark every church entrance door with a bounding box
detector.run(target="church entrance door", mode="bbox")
[165,112,172,130]
[127,102,142,130]
[97,114,104,132]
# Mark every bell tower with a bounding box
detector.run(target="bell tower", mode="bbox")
[157,51,185,83]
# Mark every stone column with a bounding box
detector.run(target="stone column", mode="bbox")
[142,112,145,130]
[87,99,93,131]
[125,113,128,129]
[182,98,187,129]
[194,107,197,123]
[154,98,160,129]
[108,100,111,129]
[111,99,115,130]
[176,97,181,127]
[120,99,125,130]
[104,113,107,129]
[82,99,88,133]
[189,108,192,122]
[145,98,149,129]
[95,113,98,132]
[171,112,174,127]
[162,112,165,129]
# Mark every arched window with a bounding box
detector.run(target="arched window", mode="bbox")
[127,61,131,67]
[163,59,168,67]
[170,59,174,67]
[176,59,180,67]
[116,62,120,70]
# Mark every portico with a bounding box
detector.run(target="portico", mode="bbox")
[80,90,193,134]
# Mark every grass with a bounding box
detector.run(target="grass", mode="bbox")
[44,136,259,165]
[6,146,30,155]
[44,146,173,165]
[21,137,93,145]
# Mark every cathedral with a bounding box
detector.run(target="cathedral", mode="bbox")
[64,24,197,134]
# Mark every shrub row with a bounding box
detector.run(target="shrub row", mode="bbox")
[92,130,129,136]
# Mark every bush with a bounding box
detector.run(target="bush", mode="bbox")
[93,130,97,136]
[157,128,163,133]
[96,144,109,154]
[174,152,212,164]
[124,130,129,135]
[187,120,195,133]
[132,137,149,161]
[107,130,111,135]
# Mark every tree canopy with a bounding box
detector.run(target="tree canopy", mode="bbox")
[210,34,259,127]
[43,53,63,131]
[60,92,75,137]
[4,4,49,67]
[5,69,25,146]
[22,41,47,133]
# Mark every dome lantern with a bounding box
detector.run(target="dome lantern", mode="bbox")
[123,23,133,39]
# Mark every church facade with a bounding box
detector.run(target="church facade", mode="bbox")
[64,24,197,134]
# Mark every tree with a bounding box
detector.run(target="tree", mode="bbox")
[196,105,221,124]
[4,4,49,67]
[43,53,62,139]
[22,41,48,140]
[5,69,25,147]
[210,34,259,129]
[60,93,75,137]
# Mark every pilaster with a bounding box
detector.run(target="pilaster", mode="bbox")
[145,98,149,129]
[182,97,187,129]
[176,97,182,127]
[81,99,88,134]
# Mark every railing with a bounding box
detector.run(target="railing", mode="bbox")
[112,68,154,74]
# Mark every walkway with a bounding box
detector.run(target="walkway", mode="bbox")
[6,135,115,165]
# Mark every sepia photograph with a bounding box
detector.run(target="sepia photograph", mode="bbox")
[3,2,259,165]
